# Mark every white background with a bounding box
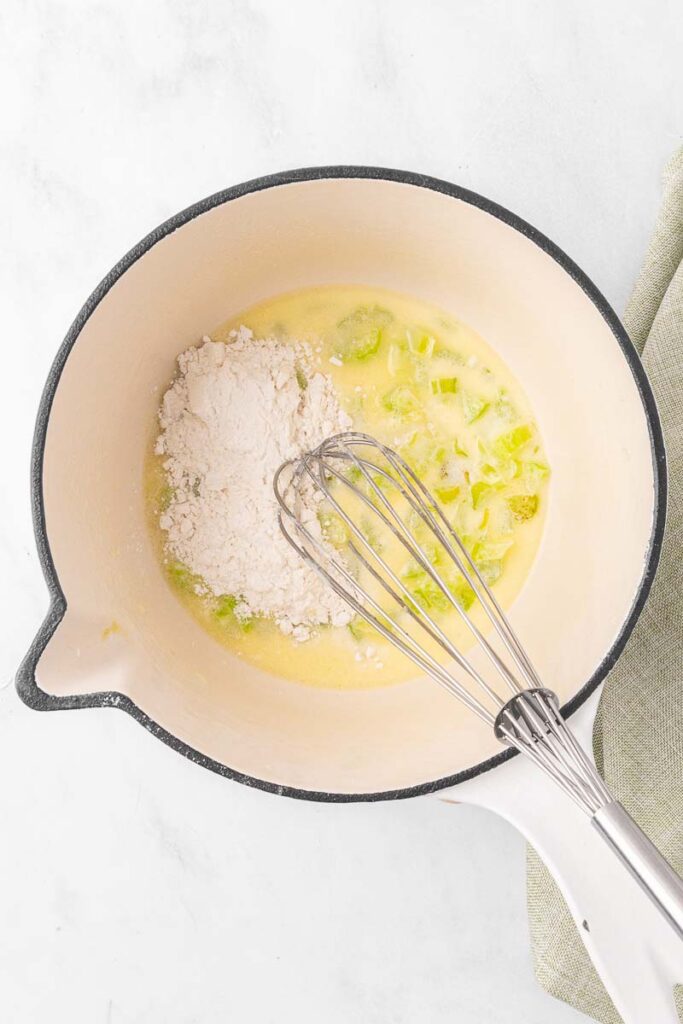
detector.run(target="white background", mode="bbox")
[1,2,682,1022]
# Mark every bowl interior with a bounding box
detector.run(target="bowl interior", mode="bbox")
[35,175,656,795]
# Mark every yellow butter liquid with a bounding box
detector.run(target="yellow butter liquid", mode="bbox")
[146,285,548,690]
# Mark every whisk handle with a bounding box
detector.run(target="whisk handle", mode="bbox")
[449,688,683,1024]
[593,800,683,940]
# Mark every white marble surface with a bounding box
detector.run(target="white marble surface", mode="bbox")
[1,2,681,1021]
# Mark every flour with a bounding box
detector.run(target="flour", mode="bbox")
[155,328,353,640]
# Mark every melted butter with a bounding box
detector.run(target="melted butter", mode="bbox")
[145,285,548,690]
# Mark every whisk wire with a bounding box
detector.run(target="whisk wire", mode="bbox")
[319,441,522,697]
[274,431,611,815]
[304,452,506,711]
[276,471,495,723]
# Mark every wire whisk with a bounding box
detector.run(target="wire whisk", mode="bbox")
[274,430,683,940]
[274,431,605,815]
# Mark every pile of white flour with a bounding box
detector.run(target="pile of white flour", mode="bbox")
[155,328,353,639]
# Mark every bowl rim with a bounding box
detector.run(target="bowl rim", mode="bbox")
[16,164,667,802]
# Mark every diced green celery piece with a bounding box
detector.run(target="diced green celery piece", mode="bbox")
[434,347,465,364]
[472,535,514,561]
[475,439,515,484]
[520,461,550,492]
[476,560,503,586]
[401,560,427,583]
[167,559,202,594]
[430,377,458,395]
[359,517,383,553]
[507,494,539,521]
[336,305,393,361]
[387,343,405,377]
[410,354,430,386]
[452,438,469,458]
[382,384,422,416]
[213,593,254,631]
[408,331,436,357]
[295,365,308,392]
[461,391,490,424]
[348,617,372,641]
[412,576,451,613]
[480,462,499,482]
[422,540,442,566]
[319,510,349,547]
[399,434,451,477]
[498,456,518,483]
[158,484,174,513]
[493,424,533,457]
[450,577,476,611]
[214,594,238,619]
[471,481,493,509]
[435,485,460,504]
[495,390,518,422]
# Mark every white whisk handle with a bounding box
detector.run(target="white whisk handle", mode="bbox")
[593,800,683,940]
[493,685,683,941]
[448,697,683,1024]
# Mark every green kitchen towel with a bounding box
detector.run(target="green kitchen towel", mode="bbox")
[527,146,683,1023]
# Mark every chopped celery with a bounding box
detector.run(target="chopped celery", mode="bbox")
[479,462,500,483]
[434,485,460,504]
[461,391,489,424]
[476,438,517,485]
[448,575,476,611]
[348,617,372,641]
[507,494,539,521]
[166,559,202,594]
[430,377,458,395]
[495,390,518,422]
[214,594,238,618]
[519,461,550,492]
[398,434,446,474]
[412,576,451,613]
[382,384,422,416]
[387,344,404,377]
[476,560,503,586]
[472,535,514,561]
[471,481,493,509]
[336,305,393,361]
[295,365,308,392]
[359,517,383,553]
[319,510,349,547]
[409,354,430,386]
[213,594,254,632]
[433,347,465,365]
[452,438,469,458]
[494,424,532,456]
[407,331,436,357]
[401,559,427,582]
[158,484,174,513]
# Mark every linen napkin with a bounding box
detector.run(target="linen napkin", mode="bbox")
[527,146,683,1023]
